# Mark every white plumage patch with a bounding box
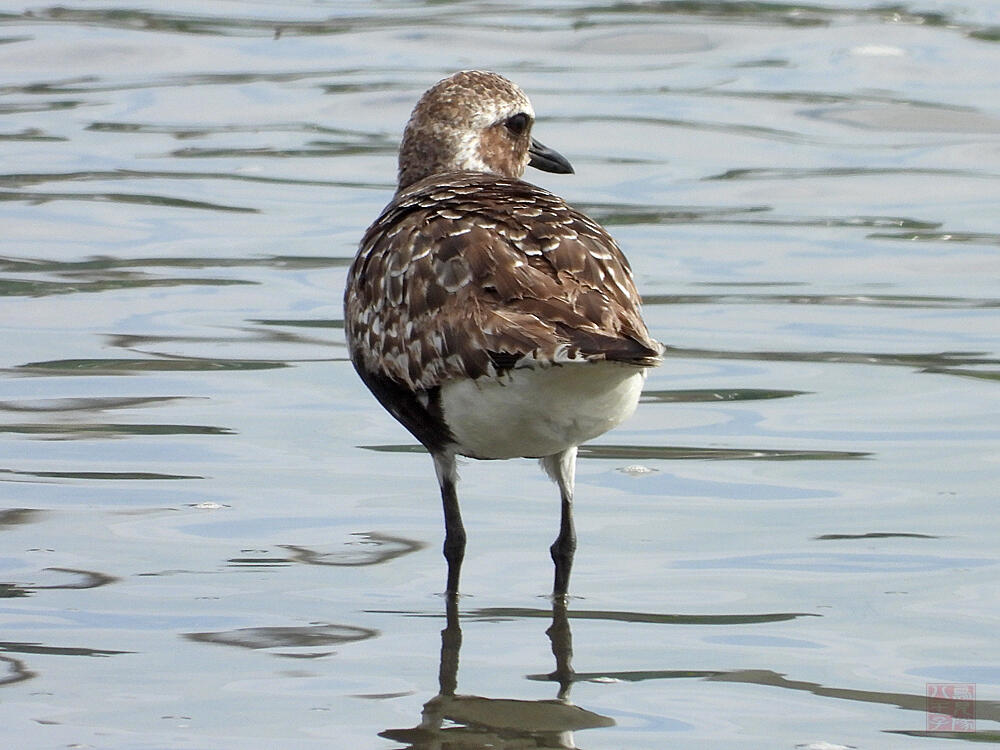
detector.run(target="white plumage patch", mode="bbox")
[440,361,646,459]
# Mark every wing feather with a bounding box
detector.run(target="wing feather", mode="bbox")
[345,172,661,392]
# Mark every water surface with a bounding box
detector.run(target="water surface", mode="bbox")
[1,2,999,748]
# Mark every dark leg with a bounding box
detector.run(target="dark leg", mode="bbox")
[542,447,577,598]
[551,489,576,597]
[433,451,465,596]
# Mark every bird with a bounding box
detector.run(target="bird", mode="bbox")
[344,70,661,598]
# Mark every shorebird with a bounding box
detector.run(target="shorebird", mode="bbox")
[344,71,661,597]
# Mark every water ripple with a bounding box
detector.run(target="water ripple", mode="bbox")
[644,292,1000,309]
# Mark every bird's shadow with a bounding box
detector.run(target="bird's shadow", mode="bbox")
[379,596,614,749]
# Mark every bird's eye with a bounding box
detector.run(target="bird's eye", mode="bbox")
[505,113,530,136]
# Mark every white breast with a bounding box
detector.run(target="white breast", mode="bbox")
[439,361,646,460]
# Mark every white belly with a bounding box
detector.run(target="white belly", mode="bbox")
[439,362,646,459]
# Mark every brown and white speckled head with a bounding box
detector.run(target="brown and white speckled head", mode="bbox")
[397,70,573,191]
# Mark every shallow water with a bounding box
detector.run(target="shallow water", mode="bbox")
[2,1,999,748]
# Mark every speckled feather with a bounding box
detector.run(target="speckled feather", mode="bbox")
[346,170,660,393]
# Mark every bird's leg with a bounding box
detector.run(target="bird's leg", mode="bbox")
[542,447,577,598]
[433,451,465,596]
[552,488,576,597]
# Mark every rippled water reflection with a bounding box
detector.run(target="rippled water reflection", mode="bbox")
[2,1,999,748]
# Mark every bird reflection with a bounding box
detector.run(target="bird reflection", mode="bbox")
[380,597,614,748]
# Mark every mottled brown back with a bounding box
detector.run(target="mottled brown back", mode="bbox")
[345,171,661,393]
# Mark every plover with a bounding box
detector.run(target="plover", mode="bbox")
[345,70,661,597]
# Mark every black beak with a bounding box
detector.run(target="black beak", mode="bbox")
[528,137,574,174]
